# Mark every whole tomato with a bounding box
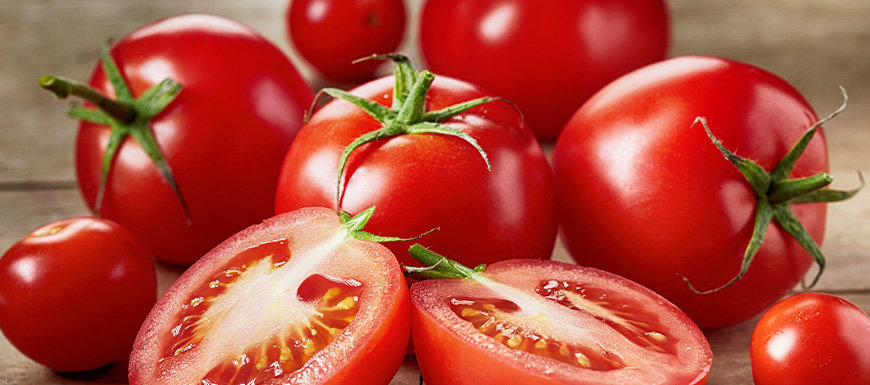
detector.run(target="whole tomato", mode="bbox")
[287,0,406,82]
[129,207,409,385]
[751,293,870,385]
[42,14,313,265]
[274,56,557,268]
[553,56,857,328]
[0,218,156,372]
[419,0,670,140]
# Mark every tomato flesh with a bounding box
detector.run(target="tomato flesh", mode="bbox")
[130,207,409,385]
[411,260,711,385]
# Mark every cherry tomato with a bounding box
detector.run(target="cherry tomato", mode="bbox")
[287,0,407,82]
[419,0,670,140]
[410,256,712,385]
[0,218,156,372]
[751,293,870,385]
[275,58,557,268]
[66,14,313,265]
[553,56,846,328]
[129,207,409,384]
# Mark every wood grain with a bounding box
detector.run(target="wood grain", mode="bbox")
[1,0,869,384]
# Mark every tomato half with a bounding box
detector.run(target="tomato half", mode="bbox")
[275,58,557,268]
[287,0,406,82]
[419,0,670,140]
[128,207,409,384]
[553,56,842,328]
[0,217,156,372]
[69,14,313,265]
[411,259,712,385]
[751,293,870,385]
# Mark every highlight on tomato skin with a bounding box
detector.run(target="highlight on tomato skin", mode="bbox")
[409,258,712,385]
[128,207,410,385]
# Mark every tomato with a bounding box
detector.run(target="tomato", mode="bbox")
[406,245,712,385]
[751,293,870,385]
[0,218,156,372]
[128,207,409,384]
[43,14,313,265]
[287,0,406,82]
[419,0,670,140]
[275,56,557,268]
[553,56,858,328]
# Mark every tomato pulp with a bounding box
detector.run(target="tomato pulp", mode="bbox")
[411,258,712,385]
[129,207,409,384]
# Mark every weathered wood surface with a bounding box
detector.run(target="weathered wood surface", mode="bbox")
[1,0,869,384]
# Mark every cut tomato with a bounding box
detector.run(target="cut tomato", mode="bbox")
[129,207,409,385]
[409,257,712,385]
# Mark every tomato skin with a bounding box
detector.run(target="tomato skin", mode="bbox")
[750,293,870,385]
[411,259,712,385]
[0,217,156,372]
[553,56,827,328]
[287,0,406,82]
[275,75,557,267]
[129,207,409,385]
[76,14,313,265]
[419,0,669,140]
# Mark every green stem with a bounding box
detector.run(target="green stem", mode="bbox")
[40,75,135,123]
[404,243,484,280]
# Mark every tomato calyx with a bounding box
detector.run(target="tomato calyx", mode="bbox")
[682,87,863,294]
[340,206,437,243]
[309,54,502,208]
[403,243,486,280]
[40,47,190,223]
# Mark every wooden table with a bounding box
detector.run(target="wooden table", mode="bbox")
[2,0,868,384]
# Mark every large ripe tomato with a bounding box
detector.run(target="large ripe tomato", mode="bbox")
[287,0,406,82]
[129,207,409,384]
[419,0,670,140]
[751,293,870,385]
[552,56,857,328]
[407,247,712,385]
[275,57,557,268]
[48,14,313,265]
[0,218,156,372]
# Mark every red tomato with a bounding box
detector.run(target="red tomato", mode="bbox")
[411,258,712,385]
[287,0,406,82]
[0,218,156,372]
[751,293,870,385]
[129,207,409,384]
[419,0,670,140]
[69,14,313,265]
[553,56,843,328]
[275,59,557,268]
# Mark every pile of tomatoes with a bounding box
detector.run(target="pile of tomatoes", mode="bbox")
[1,1,868,385]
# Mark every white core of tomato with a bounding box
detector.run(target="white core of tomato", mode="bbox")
[172,228,350,384]
[471,274,549,319]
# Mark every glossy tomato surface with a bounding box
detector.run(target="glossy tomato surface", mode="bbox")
[77,14,313,265]
[275,75,557,267]
[129,207,409,384]
[751,293,870,385]
[287,0,406,82]
[0,218,156,372]
[420,0,669,140]
[411,260,712,385]
[553,56,828,328]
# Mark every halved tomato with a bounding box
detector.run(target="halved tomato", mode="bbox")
[409,251,712,385]
[129,207,409,384]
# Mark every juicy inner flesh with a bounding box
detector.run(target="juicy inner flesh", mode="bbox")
[450,279,676,371]
[161,232,362,384]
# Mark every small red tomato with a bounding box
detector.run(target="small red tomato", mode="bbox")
[129,207,409,385]
[751,292,870,385]
[420,0,670,139]
[287,0,407,82]
[275,56,557,268]
[406,245,712,385]
[0,218,157,372]
[43,14,313,266]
